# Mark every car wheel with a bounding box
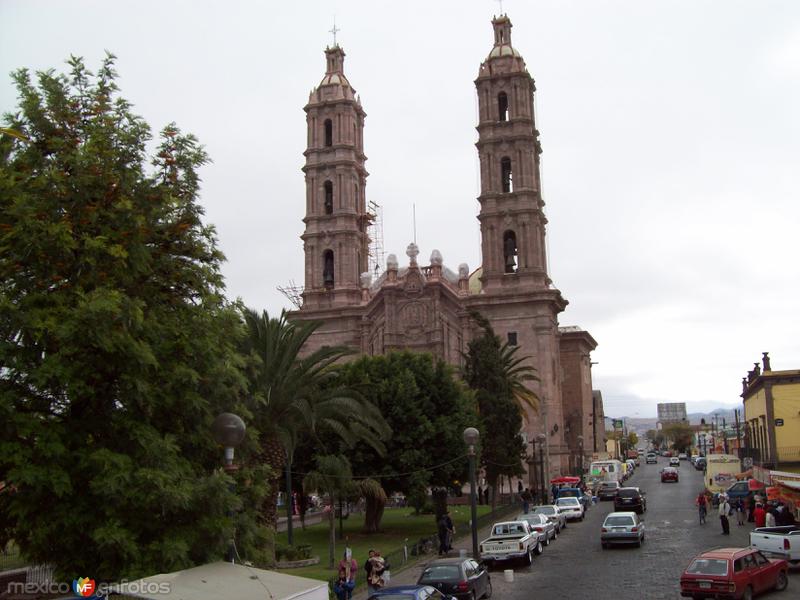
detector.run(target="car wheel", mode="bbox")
[470,592,476,600]
[580,514,584,521]
[553,529,558,540]
[543,534,550,546]
[742,585,753,600]
[635,539,641,548]
[533,541,543,555]
[483,580,493,599]
[775,570,788,591]
[525,547,533,565]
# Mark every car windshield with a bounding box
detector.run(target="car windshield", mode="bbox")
[600,483,618,489]
[370,596,417,600]
[604,515,635,526]
[420,565,461,581]
[518,514,541,523]
[686,559,729,576]
[559,490,578,497]
[533,506,554,515]
[493,523,526,535]
[556,498,579,506]
[617,489,639,498]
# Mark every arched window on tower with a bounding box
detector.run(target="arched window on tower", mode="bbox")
[500,157,513,193]
[323,250,335,289]
[498,92,509,122]
[324,180,333,214]
[324,119,333,147]
[503,230,518,274]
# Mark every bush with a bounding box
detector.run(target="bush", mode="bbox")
[276,543,313,562]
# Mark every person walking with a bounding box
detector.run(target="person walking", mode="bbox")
[733,497,745,526]
[521,487,532,514]
[718,494,731,535]
[766,503,777,528]
[437,511,455,555]
[696,491,708,524]
[333,551,357,600]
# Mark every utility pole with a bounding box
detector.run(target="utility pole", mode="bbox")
[734,409,742,456]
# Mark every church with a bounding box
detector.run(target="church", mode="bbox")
[290,14,602,482]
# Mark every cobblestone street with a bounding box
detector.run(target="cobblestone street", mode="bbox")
[370,459,797,599]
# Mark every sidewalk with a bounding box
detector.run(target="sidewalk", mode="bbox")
[351,520,499,600]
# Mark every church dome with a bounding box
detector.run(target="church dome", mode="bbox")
[489,44,521,59]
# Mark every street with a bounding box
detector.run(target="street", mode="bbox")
[373,458,797,599]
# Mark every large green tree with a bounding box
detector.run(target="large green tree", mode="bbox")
[462,313,539,504]
[239,309,389,555]
[0,55,270,578]
[336,351,477,525]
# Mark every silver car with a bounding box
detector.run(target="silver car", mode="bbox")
[531,504,567,533]
[516,512,557,545]
[600,511,645,548]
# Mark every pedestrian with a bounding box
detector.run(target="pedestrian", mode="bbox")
[753,503,766,528]
[364,549,386,595]
[333,550,357,600]
[695,491,708,524]
[521,487,532,514]
[437,510,455,555]
[766,503,777,528]
[731,497,744,526]
[718,494,731,535]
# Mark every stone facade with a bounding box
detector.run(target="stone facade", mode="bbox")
[290,15,601,480]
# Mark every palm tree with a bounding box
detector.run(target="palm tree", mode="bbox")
[239,308,388,557]
[302,454,355,569]
[498,340,541,421]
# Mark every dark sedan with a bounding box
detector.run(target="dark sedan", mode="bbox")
[369,585,455,600]
[614,487,647,514]
[597,481,621,500]
[417,558,492,600]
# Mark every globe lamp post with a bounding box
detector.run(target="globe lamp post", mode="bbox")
[212,413,246,562]
[463,427,480,559]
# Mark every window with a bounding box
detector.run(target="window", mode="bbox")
[324,119,333,147]
[507,331,518,346]
[753,552,768,566]
[500,156,513,193]
[324,181,333,214]
[503,230,518,273]
[498,92,509,121]
[323,250,334,289]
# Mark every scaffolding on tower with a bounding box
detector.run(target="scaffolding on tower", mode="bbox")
[367,199,385,279]
[277,279,304,310]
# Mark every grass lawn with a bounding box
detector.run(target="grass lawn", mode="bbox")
[275,504,492,583]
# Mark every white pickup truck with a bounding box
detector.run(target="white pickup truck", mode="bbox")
[479,520,544,566]
[749,526,800,567]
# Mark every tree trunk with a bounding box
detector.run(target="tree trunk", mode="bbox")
[363,494,386,533]
[259,435,286,565]
[328,498,336,569]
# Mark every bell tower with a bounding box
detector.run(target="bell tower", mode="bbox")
[475,15,549,293]
[301,44,369,309]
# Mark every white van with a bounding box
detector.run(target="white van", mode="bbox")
[704,454,742,495]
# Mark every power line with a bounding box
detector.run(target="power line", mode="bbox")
[289,454,469,480]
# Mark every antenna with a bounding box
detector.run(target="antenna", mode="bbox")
[413,203,417,244]
[495,0,505,15]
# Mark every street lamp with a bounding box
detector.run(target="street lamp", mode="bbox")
[463,427,480,559]
[212,412,246,563]
[577,435,584,483]
[537,433,547,503]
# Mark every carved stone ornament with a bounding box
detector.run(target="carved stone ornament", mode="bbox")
[386,254,398,270]
[430,249,443,266]
[400,300,428,332]
[458,263,469,278]
[404,269,424,297]
[406,242,420,264]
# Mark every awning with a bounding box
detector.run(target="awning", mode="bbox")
[550,476,581,485]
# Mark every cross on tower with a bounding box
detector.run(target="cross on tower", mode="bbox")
[495,0,505,15]
[329,18,340,47]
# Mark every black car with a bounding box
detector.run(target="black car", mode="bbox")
[694,457,706,471]
[597,481,621,500]
[613,487,647,514]
[417,558,492,600]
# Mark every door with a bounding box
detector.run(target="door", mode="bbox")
[751,551,773,592]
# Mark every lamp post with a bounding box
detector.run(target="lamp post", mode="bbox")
[577,435,584,483]
[212,412,246,563]
[463,427,480,559]
[537,433,547,503]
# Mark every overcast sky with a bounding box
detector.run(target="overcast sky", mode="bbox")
[3,1,799,418]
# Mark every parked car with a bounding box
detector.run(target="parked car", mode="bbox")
[678,453,688,461]
[417,558,492,600]
[479,520,542,566]
[661,467,679,483]
[679,548,789,599]
[600,511,645,548]
[368,585,455,600]
[646,453,658,464]
[626,459,637,474]
[516,512,557,544]
[750,525,800,567]
[531,504,567,532]
[555,496,585,521]
[555,487,591,511]
[669,457,681,467]
[598,481,621,501]
[694,457,707,471]
[614,487,647,514]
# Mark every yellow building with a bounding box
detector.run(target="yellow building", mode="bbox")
[741,353,800,470]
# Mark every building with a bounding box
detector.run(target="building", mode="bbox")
[657,402,687,428]
[741,352,800,470]
[289,14,599,479]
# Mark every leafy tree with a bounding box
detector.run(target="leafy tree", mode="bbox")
[0,55,270,579]
[336,352,477,526]
[462,313,539,505]
[626,431,639,448]
[663,422,694,453]
[238,309,388,554]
